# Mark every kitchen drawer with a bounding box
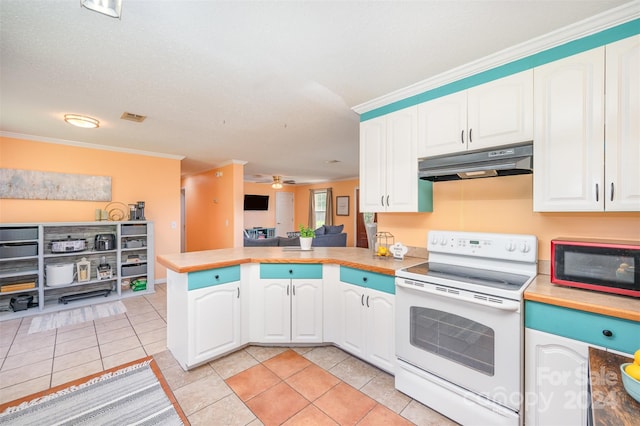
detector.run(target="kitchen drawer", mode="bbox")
[340,266,395,294]
[188,265,240,290]
[259,263,322,279]
[525,301,640,355]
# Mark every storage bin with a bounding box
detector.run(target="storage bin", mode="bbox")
[124,239,145,248]
[121,263,147,276]
[0,242,38,258]
[0,227,38,241]
[121,225,147,235]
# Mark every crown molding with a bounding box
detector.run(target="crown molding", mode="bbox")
[352,1,640,114]
[0,131,185,160]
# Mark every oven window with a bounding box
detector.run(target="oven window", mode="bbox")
[410,307,495,376]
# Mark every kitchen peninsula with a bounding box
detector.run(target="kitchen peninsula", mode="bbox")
[157,246,423,371]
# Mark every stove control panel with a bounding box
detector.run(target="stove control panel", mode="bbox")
[428,230,537,262]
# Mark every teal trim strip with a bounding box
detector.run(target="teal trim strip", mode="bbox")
[417,179,433,212]
[340,266,395,294]
[260,263,323,279]
[188,265,241,290]
[361,19,640,121]
[525,301,640,355]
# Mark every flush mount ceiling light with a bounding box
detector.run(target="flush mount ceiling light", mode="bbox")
[271,176,283,189]
[81,0,122,18]
[64,114,100,129]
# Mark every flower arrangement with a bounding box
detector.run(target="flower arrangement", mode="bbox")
[299,225,316,238]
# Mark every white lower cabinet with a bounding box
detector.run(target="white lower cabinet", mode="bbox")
[523,300,639,425]
[188,281,241,366]
[167,265,242,370]
[169,262,398,372]
[524,328,591,426]
[250,264,323,343]
[338,267,395,373]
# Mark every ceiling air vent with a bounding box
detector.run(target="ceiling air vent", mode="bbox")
[120,112,146,123]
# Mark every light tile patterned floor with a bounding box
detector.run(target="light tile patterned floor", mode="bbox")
[0,284,457,425]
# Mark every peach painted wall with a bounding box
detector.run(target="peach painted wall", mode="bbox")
[0,136,182,280]
[376,174,640,260]
[293,179,358,247]
[182,162,245,251]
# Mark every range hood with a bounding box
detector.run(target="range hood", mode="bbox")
[419,142,533,181]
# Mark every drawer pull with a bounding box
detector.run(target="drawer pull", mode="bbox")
[363,277,368,283]
[215,274,220,280]
[602,329,613,337]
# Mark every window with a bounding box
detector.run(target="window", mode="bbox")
[313,190,327,228]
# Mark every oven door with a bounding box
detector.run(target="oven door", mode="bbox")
[395,278,522,411]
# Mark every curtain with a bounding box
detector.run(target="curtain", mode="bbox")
[324,188,333,226]
[308,189,315,228]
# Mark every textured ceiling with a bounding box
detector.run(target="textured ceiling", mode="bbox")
[0,0,630,183]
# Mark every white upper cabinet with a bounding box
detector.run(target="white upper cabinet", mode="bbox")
[418,91,467,157]
[359,106,419,212]
[605,35,640,211]
[534,35,639,212]
[418,70,533,158]
[533,47,605,211]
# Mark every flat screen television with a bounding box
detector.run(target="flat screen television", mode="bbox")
[244,194,269,211]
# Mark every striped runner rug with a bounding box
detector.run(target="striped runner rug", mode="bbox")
[28,301,127,334]
[0,356,188,425]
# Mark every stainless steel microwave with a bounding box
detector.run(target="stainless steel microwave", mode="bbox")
[551,238,640,297]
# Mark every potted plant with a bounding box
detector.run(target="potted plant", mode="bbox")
[299,224,315,250]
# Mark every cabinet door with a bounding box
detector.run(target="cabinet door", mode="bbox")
[533,47,605,212]
[385,107,418,212]
[291,279,323,343]
[339,282,366,357]
[364,289,395,373]
[418,91,467,157]
[188,281,241,366]
[467,70,533,150]
[524,329,590,426]
[359,116,387,212]
[605,35,640,211]
[256,279,291,343]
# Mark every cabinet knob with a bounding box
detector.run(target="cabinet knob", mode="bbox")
[214,274,220,280]
[602,329,613,337]
[289,269,293,274]
[362,277,368,283]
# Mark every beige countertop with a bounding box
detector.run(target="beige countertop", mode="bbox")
[157,247,425,276]
[525,274,640,322]
[158,247,639,321]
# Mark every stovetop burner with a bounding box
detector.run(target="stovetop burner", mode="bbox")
[403,262,532,292]
[397,230,538,300]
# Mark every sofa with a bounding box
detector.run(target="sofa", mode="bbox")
[243,224,347,247]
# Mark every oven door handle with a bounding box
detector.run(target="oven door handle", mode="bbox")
[396,281,520,312]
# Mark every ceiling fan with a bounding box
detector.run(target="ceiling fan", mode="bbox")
[250,174,296,187]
